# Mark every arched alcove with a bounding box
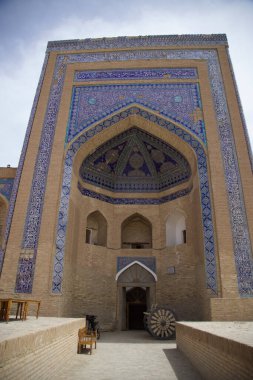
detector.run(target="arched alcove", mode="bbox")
[0,196,7,248]
[86,211,107,247]
[166,210,186,247]
[121,214,152,249]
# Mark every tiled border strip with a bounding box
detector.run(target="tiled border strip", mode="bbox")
[0,53,49,272]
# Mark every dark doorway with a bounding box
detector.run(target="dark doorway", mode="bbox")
[126,287,147,330]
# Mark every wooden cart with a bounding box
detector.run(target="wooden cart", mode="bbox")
[144,305,176,340]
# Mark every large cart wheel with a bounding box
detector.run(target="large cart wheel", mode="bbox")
[147,306,176,340]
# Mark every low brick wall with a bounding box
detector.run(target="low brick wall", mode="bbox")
[0,318,85,380]
[176,322,253,380]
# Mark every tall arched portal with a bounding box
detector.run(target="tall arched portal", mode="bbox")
[1,35,252,325]
[57,116,207,324]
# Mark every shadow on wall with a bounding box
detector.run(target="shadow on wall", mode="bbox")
[163,349,203,380]
[86,210,107,247]
[166,210,186,246]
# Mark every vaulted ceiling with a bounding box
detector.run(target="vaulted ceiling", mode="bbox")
[79,128,191,193]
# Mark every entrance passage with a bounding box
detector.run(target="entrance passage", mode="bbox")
[126,287,146,330]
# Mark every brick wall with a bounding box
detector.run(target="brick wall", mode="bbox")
[0,318,84,380]
[176,322,253,380]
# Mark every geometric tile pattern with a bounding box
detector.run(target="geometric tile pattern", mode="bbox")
[0,53,50,278]
[67,83,204,143]
[79,127,191,192]
[0,178,14,273]
[52,106,216,294]
[226,51,253,171]
[117,256,156,273]
[9,35,251,297]
[15,257,34,293]
[77,182,192,205]
[74,68,198,82]
[0,178,14,201]
[47,34,228,51]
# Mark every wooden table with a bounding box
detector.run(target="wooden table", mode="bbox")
[0,298,41,323]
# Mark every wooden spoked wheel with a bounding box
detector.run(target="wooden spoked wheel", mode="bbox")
[147,307,176,339]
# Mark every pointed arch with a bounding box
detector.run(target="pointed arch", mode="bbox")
[52,105,217,294]
[86,210,107,247]
[116,260,157,282]
[121,213,152,249]
[166,209,187,246]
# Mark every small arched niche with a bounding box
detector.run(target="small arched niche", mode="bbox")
[121,214,152,249]
[166,210,186,247]
[0,197,7,247]
[86,211,107,247]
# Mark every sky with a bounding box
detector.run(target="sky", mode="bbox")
[0,0,252,167]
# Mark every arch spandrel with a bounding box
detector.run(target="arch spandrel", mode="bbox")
[71,108,198,180]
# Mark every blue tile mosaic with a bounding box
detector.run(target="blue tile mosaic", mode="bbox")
[0,178,14,201]
[66,83,204,144]
[74,68,198,82]
[1,53,49,276]
[0,178,14,271]
[11,37,251,297]
[78,182,192,205]
[15,257,34,293]
[226,51,253,171]
[79,127,191,193]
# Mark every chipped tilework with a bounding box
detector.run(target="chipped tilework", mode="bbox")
[117,257,156,274]
[78,182,192,204]
[15,40,252,297]
[52,106,216,294]
[67,83,204,144]
[74,68,198,81]
[0,178,14,201]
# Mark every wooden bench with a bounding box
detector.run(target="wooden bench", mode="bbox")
[78,327,97,354]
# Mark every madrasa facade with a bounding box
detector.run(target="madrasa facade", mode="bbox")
[0,34,252,330]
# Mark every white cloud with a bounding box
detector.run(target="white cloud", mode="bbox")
[0,0,252,166]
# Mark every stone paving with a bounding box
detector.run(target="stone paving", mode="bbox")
[1,318,252,379]
[57,330,203,380]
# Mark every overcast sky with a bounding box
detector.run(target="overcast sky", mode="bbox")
[0,0,252,167]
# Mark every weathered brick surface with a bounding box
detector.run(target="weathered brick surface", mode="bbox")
[0,318,84,380]
[176,322,253,380]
